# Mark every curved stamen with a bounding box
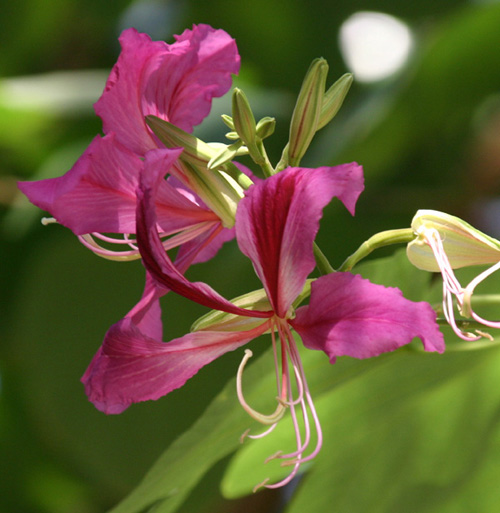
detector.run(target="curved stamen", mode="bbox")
[77,221,217,261]
[425,229,481,340]
[256,322,323,491]
[463,260,500,329]
[246,423,279,441]
[237,349,286,425]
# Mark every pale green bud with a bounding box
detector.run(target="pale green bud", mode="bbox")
[407,209,500,272]
[288,58,328,166]
[232,88,257,146]
[221,114,235,130]
[225,131,240,141]
[255,116,276,140]
[317,73,353,130]
[146,115,215,167]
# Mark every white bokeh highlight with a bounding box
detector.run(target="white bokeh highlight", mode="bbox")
[339,11,413,83]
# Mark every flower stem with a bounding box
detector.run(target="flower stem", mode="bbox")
[313,242,335,275]
[338,228,415,272]
[253,140,275,178]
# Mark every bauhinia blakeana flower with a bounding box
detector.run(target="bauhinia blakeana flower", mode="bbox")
[407,209,500,340]
[82,164,444,489]
[19,24,242,262]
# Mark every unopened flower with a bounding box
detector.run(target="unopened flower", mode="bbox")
[408,209,500,340]
[83,165,443,489]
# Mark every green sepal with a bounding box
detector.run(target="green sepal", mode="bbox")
[172,160,242,228]
[191,288,273,332]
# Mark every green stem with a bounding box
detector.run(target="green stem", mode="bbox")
[470,294,500,307]
[252,140,275,177]
[338,228,415,272]
[313,242,335,275]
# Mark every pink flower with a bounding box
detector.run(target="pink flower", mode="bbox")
[18,24,240,262]
[83,163,444,488]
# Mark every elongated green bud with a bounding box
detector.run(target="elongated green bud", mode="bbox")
[174,160,243,228]
[317,73,353,130]
[146,115,248,228]
[146,115,214,167]
[407,210,500,272]
[288,58,328,166]
[232,88,257,146]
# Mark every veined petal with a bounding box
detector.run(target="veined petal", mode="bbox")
[81,318,269,414]
[125,272,167,341]
[235,164,364,317]
[19,134,143,235]
[175,223,235,265]
[167,25,240,131]
[19,137,207,238]
[145,149,220,234]
[136,162,271,319]
[292,273,444,363]
[94,25,239,156]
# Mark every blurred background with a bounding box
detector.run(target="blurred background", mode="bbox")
[1,0,500,512]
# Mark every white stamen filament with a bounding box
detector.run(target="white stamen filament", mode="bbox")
[77,222,215,261]
[237,349,286,425]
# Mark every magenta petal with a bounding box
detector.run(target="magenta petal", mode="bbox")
[136,161,270,319]
[94,25,239,156]
[175,224,235,266]
[125,272,168,341]
[145,149,219,234]
[292,273,445,363]
[166,25,240,131]
[236,164,364,317]
[19,134,144,235]
[81,319,268,414]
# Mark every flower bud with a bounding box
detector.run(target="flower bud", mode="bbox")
[288,58,328,166]
[407,209,500,272]
[146,115,214,166]
[317,73,353,130]
[256,116,276,140]
[232,88,257,147]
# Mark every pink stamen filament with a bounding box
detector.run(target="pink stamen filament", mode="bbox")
[239,317,323,492]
